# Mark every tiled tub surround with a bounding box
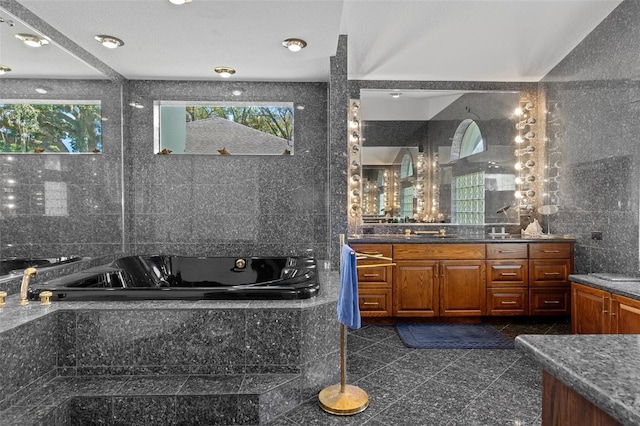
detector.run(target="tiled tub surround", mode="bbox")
[124,80,329,261]
[0,270,340,425]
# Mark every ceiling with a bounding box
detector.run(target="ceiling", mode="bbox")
[0,0,623,82]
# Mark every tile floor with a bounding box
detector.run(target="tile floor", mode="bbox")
[269,319,571,426]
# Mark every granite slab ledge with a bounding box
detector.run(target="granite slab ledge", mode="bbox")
[569,274,640,301]
[516,333,640,426]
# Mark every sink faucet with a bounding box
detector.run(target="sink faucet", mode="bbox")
[19,267,37,306]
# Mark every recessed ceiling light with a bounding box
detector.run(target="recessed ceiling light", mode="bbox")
[0,65,11,75]
[232,89,242,96]
[35,86,52,94]
[390,92,401,98]
[169,0,192,4]
[214,66,236,78]
[282,38,307,52]
[296,105,305,110]
[15,33,49,47]
[95,35,124,49]
[128,101,144,109]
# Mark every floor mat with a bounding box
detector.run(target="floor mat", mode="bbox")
[395,323,514,349]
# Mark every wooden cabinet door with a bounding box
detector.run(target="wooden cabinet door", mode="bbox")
[571,283,610,334]
[393,260,439,317]
[611,294,640,334]
[440,260,485,316]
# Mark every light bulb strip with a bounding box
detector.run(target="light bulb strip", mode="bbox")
[515,98,539,211]
[348,99,362,232]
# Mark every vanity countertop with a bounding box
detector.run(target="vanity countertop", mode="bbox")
[569,274,640,301]
[516,333,640,426]
[348,234,575,244]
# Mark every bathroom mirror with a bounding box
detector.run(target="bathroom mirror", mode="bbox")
[359,89,521,225]
[0,6,125,279]
[154,101,295,155]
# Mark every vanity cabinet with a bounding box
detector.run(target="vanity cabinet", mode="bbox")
[572,282,640,334]
[486,243,528,315]
[393,244,486,317]
[349,243,393,317]
[528,243,573,316]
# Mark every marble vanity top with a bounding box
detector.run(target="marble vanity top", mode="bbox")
[570,274,640,301]
[348,234,575,244]
[516,334,640,426]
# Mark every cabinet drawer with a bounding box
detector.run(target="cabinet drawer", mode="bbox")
[359,289,392,317]
[357,267,390,285]
[529,243,572,259]
[529,287,570,315]
[349,243,392,259]
[394,244,485,260]
[529,259,571,286]
[487,288,528,315]
[486,243,528,259]
[487,260,528,287]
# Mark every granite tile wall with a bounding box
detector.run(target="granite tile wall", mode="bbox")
[0,315,57,410]
[0,79,125,269]
[123,80,329,260]
[540,0,640,275]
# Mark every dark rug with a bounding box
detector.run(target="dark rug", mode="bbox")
[396,323,514,349]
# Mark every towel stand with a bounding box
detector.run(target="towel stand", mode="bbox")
[318,235,395,415]
[318,234,370,415]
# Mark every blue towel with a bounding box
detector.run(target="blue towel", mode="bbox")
[337,244,361,329]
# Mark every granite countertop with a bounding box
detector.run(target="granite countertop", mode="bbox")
[516,334,640,426]
[348,234,575,244]
[570,274,640,301]
[0,270,340,335]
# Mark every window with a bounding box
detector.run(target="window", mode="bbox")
[0,100,102,153]
[450,119,485,161]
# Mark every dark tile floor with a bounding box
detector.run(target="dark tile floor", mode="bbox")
[269,319,571,426]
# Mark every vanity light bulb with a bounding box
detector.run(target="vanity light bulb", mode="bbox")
[515,191,523,199]
[350,118,359,129]
[351,131,360,141]
[515,177,524,185]
[351,145,359,154]
[515,162,524,171]
[514,107,523,116]
[514,135,524,144]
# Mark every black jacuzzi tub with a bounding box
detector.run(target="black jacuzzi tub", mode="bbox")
[27,255,319,301]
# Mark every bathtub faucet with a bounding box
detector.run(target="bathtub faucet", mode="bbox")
[19,267,37,306]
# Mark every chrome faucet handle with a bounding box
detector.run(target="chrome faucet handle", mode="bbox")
[0,291,6,308]
[39,291,53,306]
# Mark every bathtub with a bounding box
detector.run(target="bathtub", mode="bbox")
[27,255,319,301]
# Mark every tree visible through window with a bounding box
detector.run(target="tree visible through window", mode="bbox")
[0,101,102,153]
